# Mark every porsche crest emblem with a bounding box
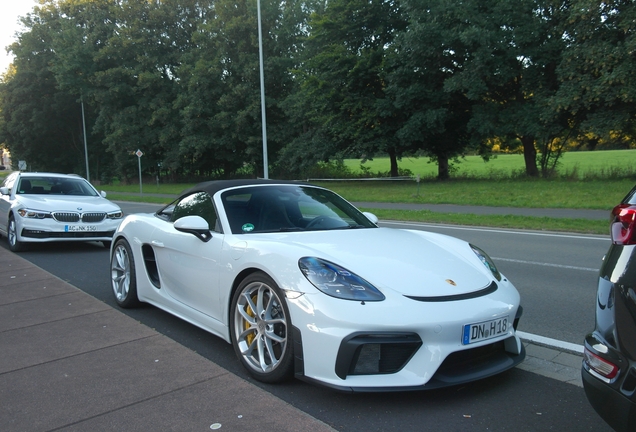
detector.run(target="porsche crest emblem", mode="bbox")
[445,279,457,286]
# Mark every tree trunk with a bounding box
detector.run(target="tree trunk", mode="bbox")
[388,148,399,177]
[521,136,539,177]
[437,154,450,180]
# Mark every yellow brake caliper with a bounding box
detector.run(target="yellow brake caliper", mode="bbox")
[245,295,258,346]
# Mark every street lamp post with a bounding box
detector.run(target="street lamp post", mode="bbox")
[80,96,90,181]
[257,0,269,179]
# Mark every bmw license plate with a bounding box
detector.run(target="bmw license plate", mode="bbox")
[462,316,509,345]
[65,225,97,232]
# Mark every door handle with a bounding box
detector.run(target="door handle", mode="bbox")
[151,240,164,248]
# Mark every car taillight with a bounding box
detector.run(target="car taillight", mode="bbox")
[610,204,636,245]
[584,347,619,381]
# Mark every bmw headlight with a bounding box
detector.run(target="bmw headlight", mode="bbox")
[299,257,385,301]
[17,208,50,219]
[471,245,501,281]
[107,210,123,219]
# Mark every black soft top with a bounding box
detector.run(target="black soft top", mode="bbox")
[178,179,311,199]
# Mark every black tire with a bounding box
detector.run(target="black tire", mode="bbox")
[110,239,140,308]
[230,272,294,383]
[7,215,25,252]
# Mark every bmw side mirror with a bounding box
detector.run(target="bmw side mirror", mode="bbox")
[0,187,9,195]
[363,212,378,224]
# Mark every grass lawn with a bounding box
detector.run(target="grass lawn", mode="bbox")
[343,148,636,179]
[314,178,632,210]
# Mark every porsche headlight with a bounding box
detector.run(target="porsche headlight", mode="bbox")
[299,257,385,301]
[471,245,501,281]
[17,208,50,219]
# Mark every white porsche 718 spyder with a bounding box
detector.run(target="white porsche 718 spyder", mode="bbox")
[110,179,525,391]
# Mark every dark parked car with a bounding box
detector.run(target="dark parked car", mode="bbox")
[583,184,636,431]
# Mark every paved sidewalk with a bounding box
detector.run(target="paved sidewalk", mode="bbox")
[0,247,335,432]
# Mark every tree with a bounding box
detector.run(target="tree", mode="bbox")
[0,5,89,174]
[288,0,408,177]
[177,0,307,178]
[554,0,636,149]
[439,0,570,177]
[386,0,474,180]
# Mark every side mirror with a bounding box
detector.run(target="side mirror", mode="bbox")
[101,191,107,198]
[362,212,378,225]
[0,187,9,196]
[174,215,212,242]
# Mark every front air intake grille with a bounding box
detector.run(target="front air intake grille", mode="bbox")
[335,333,422,379]
[81,212,106,223]
[52,212,80,222]
[51,212,106,223]
[436,340,506,377]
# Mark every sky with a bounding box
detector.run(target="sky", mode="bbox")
[1,0,38,74]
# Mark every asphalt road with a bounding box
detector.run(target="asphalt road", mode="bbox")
[0,201,615,431]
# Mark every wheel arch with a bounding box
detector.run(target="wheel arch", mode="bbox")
[227,267,266,326]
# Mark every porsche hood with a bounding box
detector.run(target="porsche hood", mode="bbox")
[261,227,495,298]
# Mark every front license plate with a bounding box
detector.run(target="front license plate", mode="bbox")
[65,225,98,232]
[462,316,510,345]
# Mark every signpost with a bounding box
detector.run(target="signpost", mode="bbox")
[135,149,143,195]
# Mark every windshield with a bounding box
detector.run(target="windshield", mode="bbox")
[221,185,377,234]
[16,176,98,197]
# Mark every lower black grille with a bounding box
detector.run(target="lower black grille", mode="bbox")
[420,337,526,389]
[436,341,506,377]
[353,343,421,375]
[22,229,115,239]
[336,333,422,379]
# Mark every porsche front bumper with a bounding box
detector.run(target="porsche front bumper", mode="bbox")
[286,279,524,392]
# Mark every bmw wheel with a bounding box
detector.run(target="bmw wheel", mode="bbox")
[110,239,140,308]
[7,215,25,252]
[230,272,293,383]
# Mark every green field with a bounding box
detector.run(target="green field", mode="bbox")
[343,149,636,179]
[316,178,631,210]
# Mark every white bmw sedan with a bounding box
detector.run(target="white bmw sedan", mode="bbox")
[110,179,525,391]
[0,172,123,252]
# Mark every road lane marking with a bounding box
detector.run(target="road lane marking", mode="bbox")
[492,257,598,272]
[517,330,584,354]
[380,221,609,241]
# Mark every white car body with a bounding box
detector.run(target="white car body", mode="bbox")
[110,179,524,391]
[0,172,123,251]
